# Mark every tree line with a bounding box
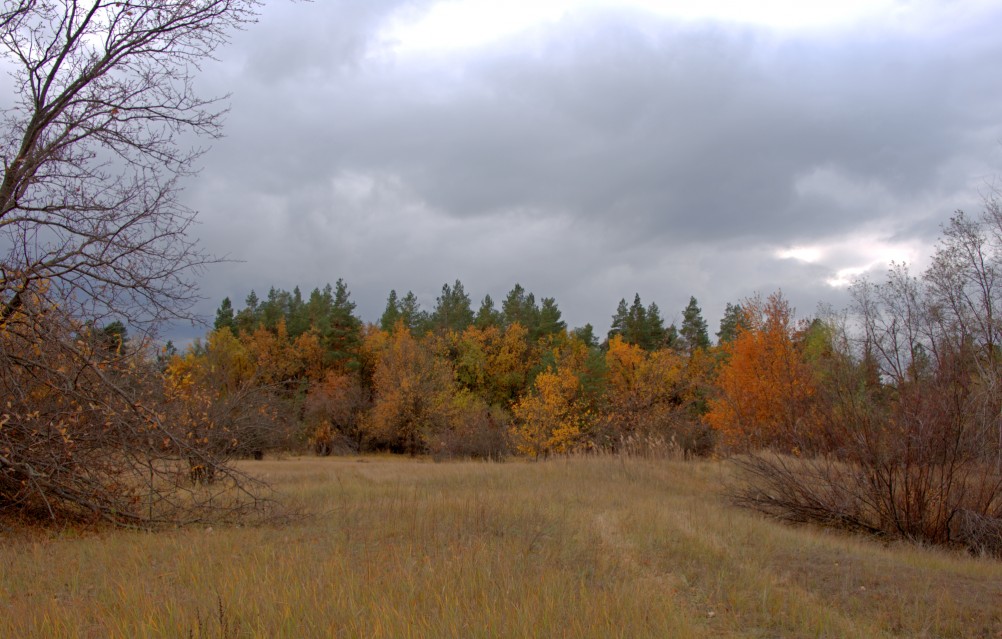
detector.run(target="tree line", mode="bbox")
[188,281,729,460]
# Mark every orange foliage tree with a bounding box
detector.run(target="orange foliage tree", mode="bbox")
[705,292,817,451]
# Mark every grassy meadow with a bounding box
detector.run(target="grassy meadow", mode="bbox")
[1,455,1000,638]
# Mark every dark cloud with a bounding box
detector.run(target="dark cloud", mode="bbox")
[174,1,1002,341]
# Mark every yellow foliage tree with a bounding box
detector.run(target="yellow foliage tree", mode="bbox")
[512,366,590,458]
[601,335,713,455]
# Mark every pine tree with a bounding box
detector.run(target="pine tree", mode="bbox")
[645,302,667,350]
[716,302,745,344]
[287,286,309,338]
[610,294,664,350]
[214,297,235,332]
[475,294,502,329]
[572,323,598,349]
[260,287,290,331]
[626,294,648,347]
[306,285,335,334]
[398,291,428,335]
[324,279,362,372]
[680,296,710,353]
[502,284,539,334]
[380,290,401,332]
[431,280,474,333]
[234,290,261,333]
[537,297,566,338]
[609,298,629,342]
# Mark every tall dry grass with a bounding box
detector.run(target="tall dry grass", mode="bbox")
[1,455,1000,637]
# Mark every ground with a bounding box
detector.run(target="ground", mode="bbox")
[1,456,1000,637]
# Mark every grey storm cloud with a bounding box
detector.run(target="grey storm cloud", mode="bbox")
[175,1,1002,341]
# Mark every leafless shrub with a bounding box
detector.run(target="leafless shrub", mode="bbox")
[953,509,1002,556]
[430,402,512,461]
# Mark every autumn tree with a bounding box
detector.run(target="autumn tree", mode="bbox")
[734,232,1002,553]
[512,366,590,459]
[451,323,534,408]
[304,371,370,455]
[366,323,458,456]
[705,292,817,451]
[0,0,269,525]
[600,336,712,455]
[165,329,286,472]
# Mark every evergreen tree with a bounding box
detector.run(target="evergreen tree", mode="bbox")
[626,294,648,347]
[287,286,309,338]
[431,280,474,333]
[645,302,667,350]
[306,285,335,334]
[234,290,261,333]
[502,283,539,334]
[609,294,665,350]
[572,323,598,348]
[380,290,401,332]
[97,320,128,353]
[716,302,745,344]
[609,298,629,342]
[260,286,290,331]
[474,294,502,329]
[537,297,566,338]
[679,296,710,353]
[398,291,428,335]
[665,323,679,349]
[245,290,259,312]
[214,297,235,332]
[324,279,362,372]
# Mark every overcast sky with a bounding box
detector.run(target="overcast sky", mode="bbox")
[178,0,1002,340]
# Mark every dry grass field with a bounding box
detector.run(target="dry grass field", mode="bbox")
[1,455,1001,638]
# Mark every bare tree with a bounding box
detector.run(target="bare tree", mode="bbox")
[1,0,262,328]
[0,1,272,526]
